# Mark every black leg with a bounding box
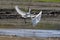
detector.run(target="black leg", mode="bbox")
[24,18,27,24]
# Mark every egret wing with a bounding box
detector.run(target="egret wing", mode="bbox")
[15,6,26,16]
[32,11,42,26]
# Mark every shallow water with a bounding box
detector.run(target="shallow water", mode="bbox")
[0,29,60,37]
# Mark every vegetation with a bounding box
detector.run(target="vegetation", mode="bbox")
[32,0,60,2]
[14,0,60,2]
[21,0,60,2]
[35,22,60,30]
[0,17,60,30]
[0,22,60,30]
[0,24,15,28]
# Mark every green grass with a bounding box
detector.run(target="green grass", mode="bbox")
[15,0,60,2]
[23,0,60,2]
[0,24,16,28]
[0,19,60,30]
[0,22,60,30]
[34,22,60,30]
[33,0,60,2]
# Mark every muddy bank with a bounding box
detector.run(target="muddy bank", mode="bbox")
[0,36,59,40]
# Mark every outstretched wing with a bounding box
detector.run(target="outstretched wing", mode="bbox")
[32,11,42,26]
[15,6,26,16]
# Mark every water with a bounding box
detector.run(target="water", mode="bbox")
[0,29,60,37]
